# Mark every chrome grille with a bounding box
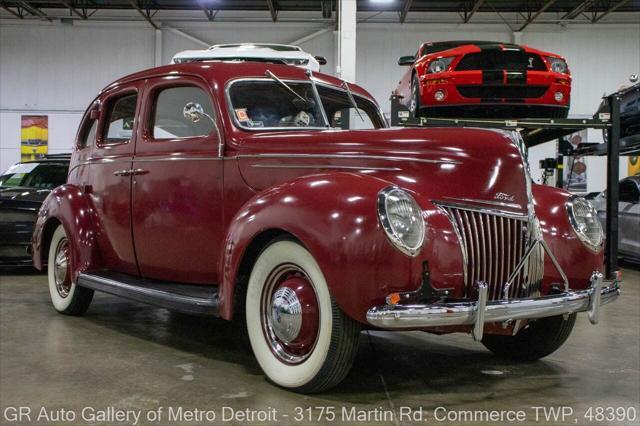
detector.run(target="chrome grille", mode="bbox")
[442,205,544,301]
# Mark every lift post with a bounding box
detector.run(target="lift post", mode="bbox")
[605,94,620,279]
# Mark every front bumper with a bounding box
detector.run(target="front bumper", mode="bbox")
[367,272,619,340]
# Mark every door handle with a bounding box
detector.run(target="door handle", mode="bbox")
[113,169,149,177]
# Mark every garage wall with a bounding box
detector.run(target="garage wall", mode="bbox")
[1,19,638,191]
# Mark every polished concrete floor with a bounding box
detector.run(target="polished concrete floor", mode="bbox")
[1,269,638,426]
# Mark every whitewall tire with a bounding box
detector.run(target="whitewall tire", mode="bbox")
[246,239,360,393]
[47,224,93,315]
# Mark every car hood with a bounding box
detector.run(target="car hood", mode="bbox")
[0,186,51,211]
[237,127,531,215]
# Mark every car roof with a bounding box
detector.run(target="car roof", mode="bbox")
[209,43,302,52]
[101,61,377,104]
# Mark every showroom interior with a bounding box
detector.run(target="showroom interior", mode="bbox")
[1,0,639,424]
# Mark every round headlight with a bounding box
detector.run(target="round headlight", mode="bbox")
[566,196,603,251]
[428,60,447,73]
[377,187,425,256]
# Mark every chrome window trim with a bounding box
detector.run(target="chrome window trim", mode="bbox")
[224,76,386,132]
[313,80,387,128]
[224,77,329,131]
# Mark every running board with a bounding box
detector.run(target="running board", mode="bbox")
[77,271,219,316]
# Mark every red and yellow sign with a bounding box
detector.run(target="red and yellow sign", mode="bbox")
[21,115,48,161]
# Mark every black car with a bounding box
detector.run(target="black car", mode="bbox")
[596,81,640,141]
[0,155,70,268]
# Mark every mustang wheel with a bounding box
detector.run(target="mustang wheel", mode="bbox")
[410,76,421,118]
[481,313,576,361]
[246,240,360,393]
[48,224,93,315]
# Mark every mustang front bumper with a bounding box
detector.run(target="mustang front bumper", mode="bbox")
[366,272,620,340]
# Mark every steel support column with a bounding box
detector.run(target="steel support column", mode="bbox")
[337,0,356,82]
[605,95,620,279]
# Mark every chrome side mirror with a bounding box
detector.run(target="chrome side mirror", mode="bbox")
[630,74,638,83]
[183,102,205,123]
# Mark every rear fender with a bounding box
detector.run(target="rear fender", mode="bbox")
[32,184,100,279]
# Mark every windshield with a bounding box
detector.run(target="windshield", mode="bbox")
[229,80,327,129]
[0,162,68,189]
[316,85,385,129]
[228,79,386,130]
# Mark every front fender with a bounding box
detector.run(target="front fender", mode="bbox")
[220,173,428,323]
[32,184,100,279]
[533,184,604,291]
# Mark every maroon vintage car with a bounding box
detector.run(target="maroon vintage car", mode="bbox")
[32,61,618,393]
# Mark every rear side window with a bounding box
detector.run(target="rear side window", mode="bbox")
[152,86,214,139]
[103,93,137,144]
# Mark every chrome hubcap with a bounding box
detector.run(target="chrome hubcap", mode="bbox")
[261,264,320,365]
[54,239,71,298]
[270,287,302,343]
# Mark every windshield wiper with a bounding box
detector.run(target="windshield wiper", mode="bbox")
[265,70,308,103]
[341,81,365,123]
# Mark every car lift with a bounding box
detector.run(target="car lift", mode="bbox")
[389,94,623,279]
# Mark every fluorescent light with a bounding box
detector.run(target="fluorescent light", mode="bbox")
[370,0,395,3]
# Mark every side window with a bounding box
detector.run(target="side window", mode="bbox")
[152,86,214,139]
[103,93,138,144]
[317,85,382,130]
[78,118,97,149]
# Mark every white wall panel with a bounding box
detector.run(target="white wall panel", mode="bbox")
[1,19,638,189]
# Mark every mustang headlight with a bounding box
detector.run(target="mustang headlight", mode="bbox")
[427,57,454,73]
[377,187,425,256]
[566,196,603,251]
[546,56,568,74]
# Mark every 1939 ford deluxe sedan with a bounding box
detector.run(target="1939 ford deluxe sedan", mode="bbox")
[32,61,620,393]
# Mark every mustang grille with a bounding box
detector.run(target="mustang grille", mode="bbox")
[441,205,544,301]
[455,51,547,71]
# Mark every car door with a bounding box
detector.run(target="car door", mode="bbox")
[88,83,142,276]
[131,76,223,284]
[618,179,640,256]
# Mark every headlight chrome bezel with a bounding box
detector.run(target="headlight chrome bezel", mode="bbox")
[546,56,568,74]
[566,195,604,252]
[377,187,426,257]
[427,57,454,74]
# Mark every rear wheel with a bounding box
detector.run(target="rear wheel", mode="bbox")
[47,225,93,315]
[245,240,360,393]
[481,313,576,361]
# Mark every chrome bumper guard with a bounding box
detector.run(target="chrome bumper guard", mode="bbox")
[366,272,620,341]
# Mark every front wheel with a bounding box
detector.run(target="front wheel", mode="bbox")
[409,76,421,118]
[481,313,576,361]
[48,224,93,315]
[246,239,360,393]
